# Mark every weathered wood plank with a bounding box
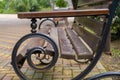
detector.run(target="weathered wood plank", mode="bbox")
[45,28,60,56]
[50,28,59,47]
[58,28,75,59]
[75,17,104,35]
[66,28,93,59]
[77,0,111,9]
[18,9,109,19]
[73,23,101,52]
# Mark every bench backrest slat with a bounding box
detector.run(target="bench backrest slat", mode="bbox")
[73,23,101,52]
[75,17,104,35]
[77,0,111,9]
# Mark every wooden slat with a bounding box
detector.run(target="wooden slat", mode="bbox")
[73,23,101,52]
[45,28,60,56]
[50,28,59,48]
[66,28,93,59]
[18,9,109,19]
[78,0,110,8]
[58,28,75,59]
[75,17,104,35]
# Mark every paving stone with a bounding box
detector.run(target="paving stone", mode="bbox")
[25,69,35,76]
[33,73,43,79]
[63,77,72,80]
[69,66,80,70]
[2,76,13,80]
[54,66,63,73]
[6,73,18,77]
[13,76,20,80]
[96,61,106,73]
[63,69,72,76]
[42,75,53,80]
[0,73,5,80]
[53,72,62,76]
[53,75,71,79]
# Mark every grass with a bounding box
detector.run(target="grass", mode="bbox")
[111,48,120,57]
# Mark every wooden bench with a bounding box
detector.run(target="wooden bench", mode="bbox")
[15,9,109,78]
[11,0,119,80]
[16,9,109,63]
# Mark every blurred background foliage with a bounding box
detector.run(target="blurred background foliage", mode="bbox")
[55,0,68,8]
[111,2,120,41]
[0,0,120,40]
[0,0,51,13]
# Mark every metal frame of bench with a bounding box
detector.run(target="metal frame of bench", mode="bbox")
[11,0,120,80]
[86,71,120,80]
[38,18,57,29]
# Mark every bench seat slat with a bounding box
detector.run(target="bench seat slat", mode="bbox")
[45,28,59,56]
[58,28,75,59]
[66,28,93,59]
[49,28,59,48]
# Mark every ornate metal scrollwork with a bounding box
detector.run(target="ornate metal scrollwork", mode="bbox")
[11,33,59,80]
[38,18,57,29]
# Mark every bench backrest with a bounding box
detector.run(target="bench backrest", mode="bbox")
[72,0,112,53]
[72,0,111,9]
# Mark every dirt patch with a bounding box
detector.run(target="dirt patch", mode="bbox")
[101,40,120,72]
[100,54,120,72]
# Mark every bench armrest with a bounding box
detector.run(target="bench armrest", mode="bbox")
[18,9,109,19]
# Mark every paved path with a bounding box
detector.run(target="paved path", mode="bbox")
[0,14,109,80]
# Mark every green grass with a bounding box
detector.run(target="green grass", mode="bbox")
[111,48,120,57]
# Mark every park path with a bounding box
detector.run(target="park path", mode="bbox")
[0,14,109,80]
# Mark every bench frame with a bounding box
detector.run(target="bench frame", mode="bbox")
[11,0,120,80]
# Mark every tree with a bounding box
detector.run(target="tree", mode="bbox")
[56,0,68,8]
[15,0,40,12]
[0,0,5,13]
[0,0,51,13]
[39,0,51,8]
[16,0,29,12]
[111,2,120,40]
[29,0,40,11]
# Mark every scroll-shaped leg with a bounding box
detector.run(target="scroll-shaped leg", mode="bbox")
[11,33,59,80]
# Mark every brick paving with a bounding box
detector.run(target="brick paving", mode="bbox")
[0,14,111,80]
